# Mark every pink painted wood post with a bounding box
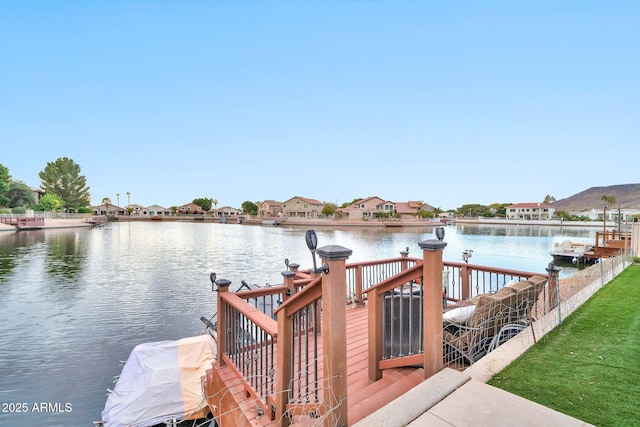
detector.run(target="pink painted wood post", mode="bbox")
[354,264,364,304]
[215,279,231,366]
[275,297,293,426]
[400,247,410,270]
[546,263,561,312]
[282,270,296,302]
[461,264,471,301]
[418,239,447,379]
[317,244,352,427]
[367,285,383,382]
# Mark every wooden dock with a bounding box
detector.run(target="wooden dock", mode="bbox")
[203,304,425,426]
[584,230,631,260]
[200,239,551,426]
[0,216,45,229]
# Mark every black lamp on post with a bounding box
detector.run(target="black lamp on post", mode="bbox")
[209,272,217,292]
[305,229,329,274]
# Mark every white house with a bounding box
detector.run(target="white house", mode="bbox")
[147,204,171,216]
[506,203,555,220]
[583,208,640,222]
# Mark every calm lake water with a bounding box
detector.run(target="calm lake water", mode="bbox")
[0,221,597,426]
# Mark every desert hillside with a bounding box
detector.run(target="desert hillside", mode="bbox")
[552,184,640,212]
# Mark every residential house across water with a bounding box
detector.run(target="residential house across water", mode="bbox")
[506,203,555,220]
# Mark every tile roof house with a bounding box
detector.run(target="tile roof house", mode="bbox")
[92,203,127,216]
[282,196,324,219]
[127,203,148,216]
[214,206,243,217]
[32,187,45,205]
[147,204,171,216]
[340,196,395,219]
[177,203,205,215]
[394,201,435,219]
[258,200,283,217]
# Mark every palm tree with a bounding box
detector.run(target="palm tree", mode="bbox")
[127,192,131,206]
[116,193,120,206]
[102,197,112,206]
[601,195,616,233]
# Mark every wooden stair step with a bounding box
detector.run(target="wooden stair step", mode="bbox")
[349,368,425,424]
[349,368,415,402]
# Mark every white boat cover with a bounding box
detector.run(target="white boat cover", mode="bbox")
[102,334,215,427]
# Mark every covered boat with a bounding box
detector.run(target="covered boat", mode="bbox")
[101,334,215,427]
[550,240,594,264]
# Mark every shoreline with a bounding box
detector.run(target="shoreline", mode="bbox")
[0,216,617,232]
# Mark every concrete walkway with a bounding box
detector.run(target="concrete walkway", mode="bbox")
[353,368,593,427]
[354,320,594,427]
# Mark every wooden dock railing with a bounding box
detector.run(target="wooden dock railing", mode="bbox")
[208,238,551,426]
[0,215,45,229]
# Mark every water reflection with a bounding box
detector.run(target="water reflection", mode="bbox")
[0,231,46,284]
[45,230,88,282]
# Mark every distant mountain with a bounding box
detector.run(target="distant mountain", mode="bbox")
[552,184,640,212]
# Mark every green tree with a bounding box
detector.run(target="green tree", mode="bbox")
[543,195,556,204]
[101,197,112,206]
[340,198,363,208]
[416,210,434,219]
[39,157,91,212]
[601,195,616,207]
[37,193,65,212]
[322,203,337,216]
[487,203,509,218]
[0,164,10,207]
[6,180,36,208]
[241,201,258,215]
[457,204,487,217]
[193,197,213,211]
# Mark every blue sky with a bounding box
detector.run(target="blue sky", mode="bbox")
[1,1,638,210]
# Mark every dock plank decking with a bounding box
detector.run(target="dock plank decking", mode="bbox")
[204,302,425,426]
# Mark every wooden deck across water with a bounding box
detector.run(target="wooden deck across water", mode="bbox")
[203,302,425,426]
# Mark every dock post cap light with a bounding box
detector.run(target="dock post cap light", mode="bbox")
[305,229,329,274]
[209,272,217,292]
[546,262,561,273]
[305,230,318,252]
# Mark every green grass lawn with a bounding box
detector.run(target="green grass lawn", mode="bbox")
[488,264,640,427]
